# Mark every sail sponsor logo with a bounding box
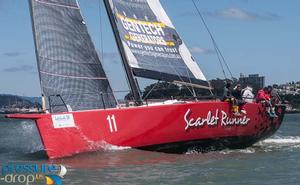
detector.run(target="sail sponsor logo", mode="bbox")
[184,109,250,130]
[116,13,175,46]
[117,13,165,36]
[52,114,75,129]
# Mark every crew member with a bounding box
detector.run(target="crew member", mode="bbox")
[232,84,247,114]
[256,87,277,117]
[222,81,239,115]
[256,87,270,102]
[242,86,254,103]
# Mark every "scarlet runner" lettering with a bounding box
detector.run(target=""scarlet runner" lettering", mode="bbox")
[184,109,250,130]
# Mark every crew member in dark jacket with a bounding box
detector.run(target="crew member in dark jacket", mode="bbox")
[222,82,234,101]
[222,82,239,115]
[232,84,246,114]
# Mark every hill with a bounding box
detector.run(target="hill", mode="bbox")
[0,94,41,108]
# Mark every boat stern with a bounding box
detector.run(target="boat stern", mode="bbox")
[6,113,99,159]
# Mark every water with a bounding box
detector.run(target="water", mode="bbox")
[0,114,300,185]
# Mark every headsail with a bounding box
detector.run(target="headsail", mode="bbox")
[29,0,117,112]
[106,0,209,89]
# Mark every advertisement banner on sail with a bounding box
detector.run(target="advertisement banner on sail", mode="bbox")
[108,0,209,88]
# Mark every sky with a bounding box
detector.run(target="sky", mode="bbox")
[0,0,299,97]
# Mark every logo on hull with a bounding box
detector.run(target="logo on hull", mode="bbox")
[52,114,76,129]
[184,109,250,130]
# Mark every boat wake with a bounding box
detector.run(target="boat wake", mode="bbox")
[20,121,44,152]
[186,136,300,155]
[101,142,131,151]
[219,148,256,155]
[254,136,300,151]
[259,136,300,145]
[237,136,300,154]
[76,128,131,152]
[0,120,44,155]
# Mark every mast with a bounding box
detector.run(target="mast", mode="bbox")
[103,0,143,105]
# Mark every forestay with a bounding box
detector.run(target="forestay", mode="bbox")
[29,0,117,112]
[107,0,209,88]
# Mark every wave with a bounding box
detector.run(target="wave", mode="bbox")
[101,142,131,151]
[82,139,131,152]
[186,136,300,155]
[259,136,300,145]
[219,148,256,155]
[219,136,300,155]
[253,136,300,152]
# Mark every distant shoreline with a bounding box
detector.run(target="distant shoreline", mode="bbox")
[285,110,300,114]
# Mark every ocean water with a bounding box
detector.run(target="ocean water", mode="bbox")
[0,114,300,185]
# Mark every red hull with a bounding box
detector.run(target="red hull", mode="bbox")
[7,101,285,158]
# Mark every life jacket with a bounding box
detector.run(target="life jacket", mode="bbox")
[256,90,270,102]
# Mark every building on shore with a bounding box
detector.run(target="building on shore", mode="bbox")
[239,74,265,92]
[277,82,300,95]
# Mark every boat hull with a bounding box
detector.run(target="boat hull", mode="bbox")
[7,101,285,158]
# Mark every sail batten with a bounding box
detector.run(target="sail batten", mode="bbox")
[107,0,209,88]
[40,71,108,80]
[36,0,79,9]
[29,0,117,112]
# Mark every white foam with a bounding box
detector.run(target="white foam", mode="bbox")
[187,136,300,155]
[238,148,256,154]
[84,140,131,152]
[101,142,131,151]
[254,136,300,152]
[75,127,131,152]
[104,145,131,151]
[261,136,300,145]
[219,148,256,155]
[20,121,36,133]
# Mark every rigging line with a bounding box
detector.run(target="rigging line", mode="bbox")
[142,80,161,101]
[168,62,194,96]
[191,0,226,79]
[98,0,104,62]
[156,49,194,96]
[181,51,197,96]
[212,39,227,79]
[161,47,194,96]
[212,38,234,79]
[209,30,231,79]
[191,0,233,79]
[98,0,119,106]
[183,64,197,97]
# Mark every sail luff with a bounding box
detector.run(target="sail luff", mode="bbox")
[28,0,44,95]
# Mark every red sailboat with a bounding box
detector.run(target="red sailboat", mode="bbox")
[7,0,285,159]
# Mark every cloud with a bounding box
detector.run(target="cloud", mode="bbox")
[190,47,215,55]
[3,52,23,57]
[205,8,280,21]
[3,65,34,73]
